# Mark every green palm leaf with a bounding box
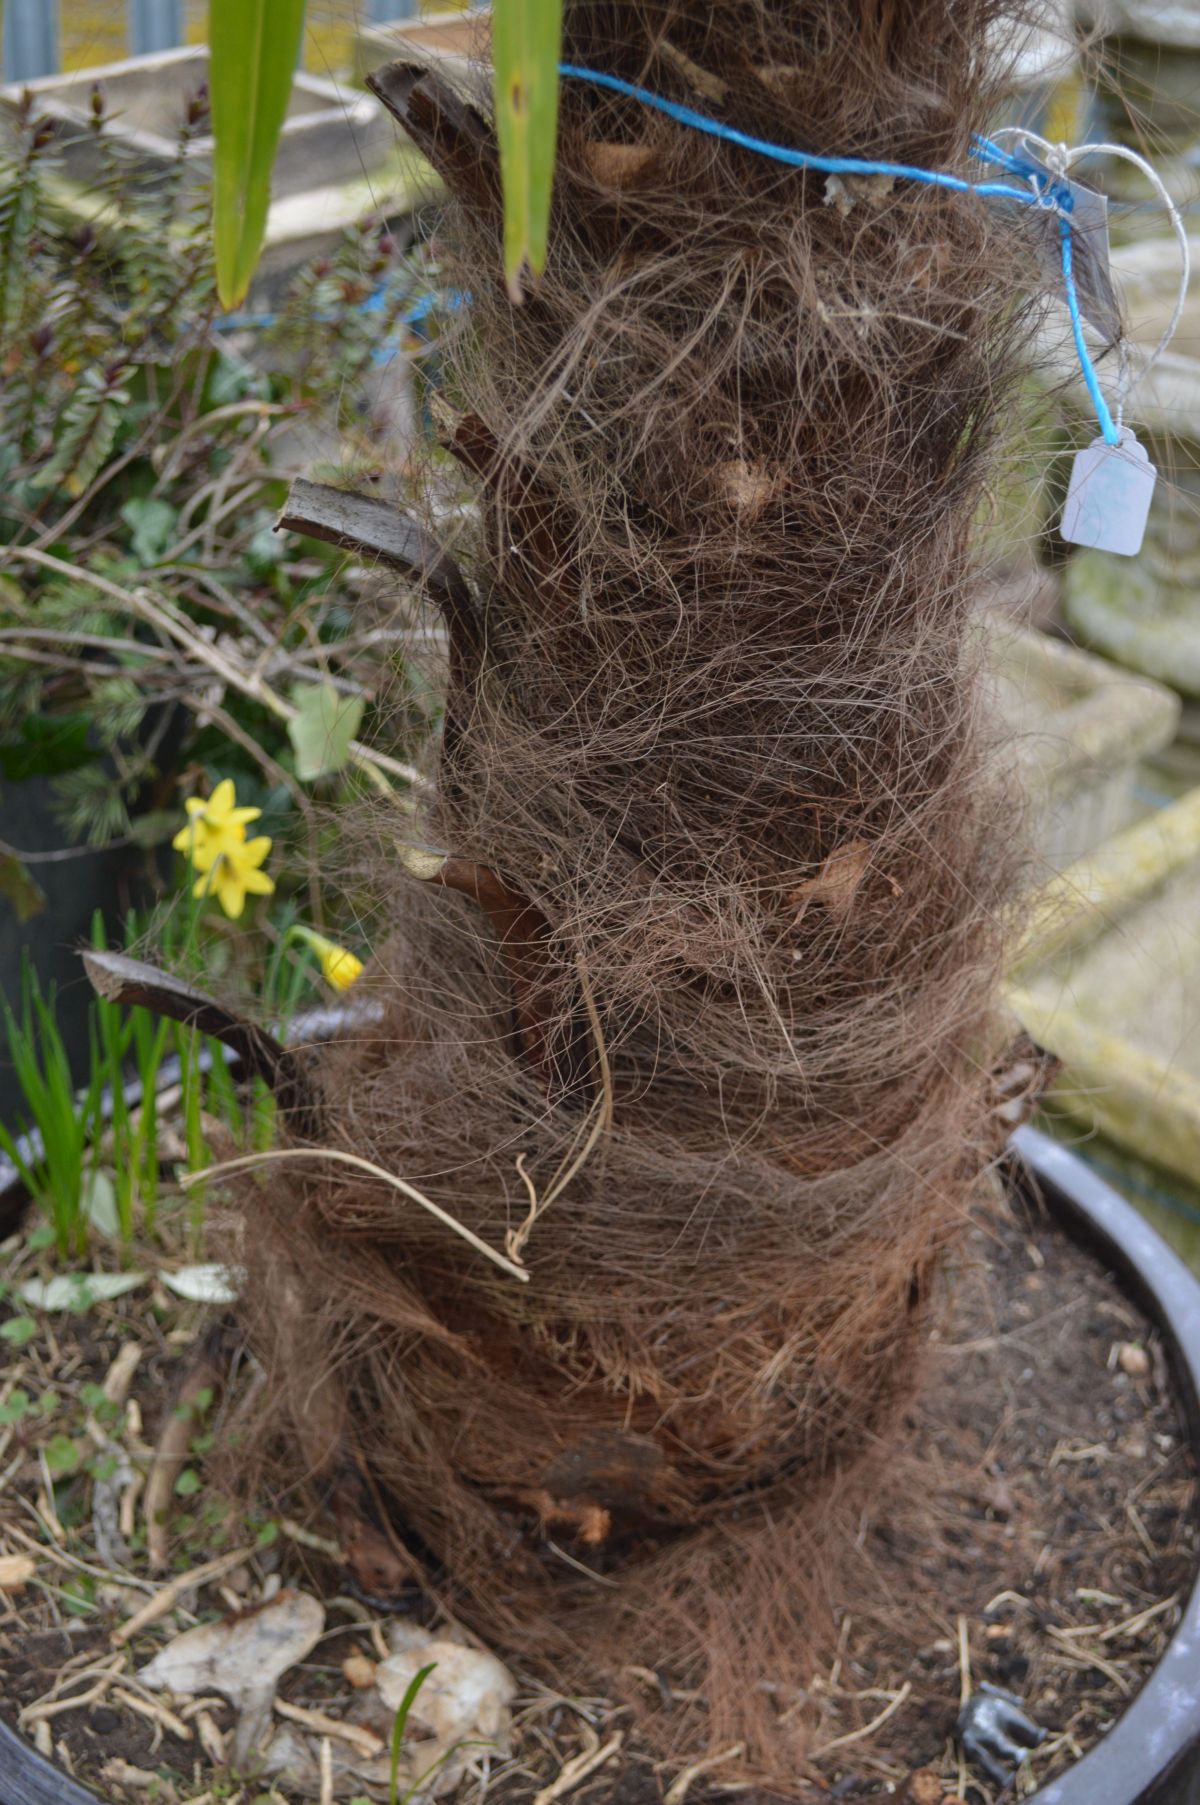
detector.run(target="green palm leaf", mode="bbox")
[208,0,308,309]
[493,0,563,301]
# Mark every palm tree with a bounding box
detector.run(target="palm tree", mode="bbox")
[152,0,1035,1781]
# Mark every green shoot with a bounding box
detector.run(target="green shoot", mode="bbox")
[389,1663,437,1805]
[130,1008,170,1237]
[92,914,136,1246]
[0,957,105,1259]
[175,1022,208,1249]
[204,1035,243,1143]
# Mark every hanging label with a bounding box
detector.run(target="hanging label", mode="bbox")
[1060,430,1156,557]
[1014,154,1122,347]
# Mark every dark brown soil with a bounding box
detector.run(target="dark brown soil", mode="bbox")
[1,1174,1196,1804]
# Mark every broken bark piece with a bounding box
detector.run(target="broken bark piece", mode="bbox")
[509,1487,613,1545]
[277,478,480,664]
[987,1031,1061,1141]
[82,951,321,1135]
[581,140,660,190]
[138,1589,325,1771]
[332,1464,427,1609]
[335,1505,420,1603]
[278,477,484,767]
[366,60,498,212]
[374,1633,516,1747]
[659,40,728,104]
[542,1428,670,1518]
[823,171,896,216]
[0,1554,35,1591]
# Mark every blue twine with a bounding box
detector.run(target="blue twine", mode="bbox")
[559,64,1121,445]
[1059,214,1119,441]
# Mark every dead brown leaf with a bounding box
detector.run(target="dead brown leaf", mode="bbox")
[712,460,778,521]
[788,839,894,925]
[581,141,660,190]
[0,1553,35,1591]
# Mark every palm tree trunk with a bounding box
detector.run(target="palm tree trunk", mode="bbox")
[249,0,1031,1775]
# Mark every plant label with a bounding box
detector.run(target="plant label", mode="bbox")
[1015,154,1121,347]
[1060,431,1157,558]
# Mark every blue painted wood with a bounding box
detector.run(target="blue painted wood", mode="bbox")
[1,0,59,81]
[129,0,184,56]
[367,0,419,20]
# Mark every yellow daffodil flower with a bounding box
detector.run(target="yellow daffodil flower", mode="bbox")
[289,925,365,992]
[173,778,275,920]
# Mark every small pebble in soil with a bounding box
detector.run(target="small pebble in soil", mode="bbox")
[87,1707,120,1735]
[1117,1342,1151,1377]
[343,1651,376,1689]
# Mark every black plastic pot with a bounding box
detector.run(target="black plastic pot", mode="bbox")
[0,778,133,1130]
[1,1125,1198,1804]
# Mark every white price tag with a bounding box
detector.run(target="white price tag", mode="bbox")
[1060,430,1157,558]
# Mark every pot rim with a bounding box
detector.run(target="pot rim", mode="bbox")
[1,1127,1197,1804]
[1013,1125,1200,1805]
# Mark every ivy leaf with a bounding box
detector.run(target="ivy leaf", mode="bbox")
[120,497,178,566]
[287,683,364,782]
[0,1317,37,1347]
[0,855,45,924]
[44,1434,82,1477]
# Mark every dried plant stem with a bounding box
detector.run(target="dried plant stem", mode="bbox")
[807,1682,912,1758]
[111,1544,258,1647]
[507,953,614,1262]
[181,1148,530,1284]
[2,546,425,797]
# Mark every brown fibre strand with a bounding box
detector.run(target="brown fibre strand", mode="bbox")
[241,1,1045,1785]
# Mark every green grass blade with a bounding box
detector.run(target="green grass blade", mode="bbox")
[208,0,308,309]
[389,1663,436,1805]
[0,1119,41,1204]
[492,0,563,302]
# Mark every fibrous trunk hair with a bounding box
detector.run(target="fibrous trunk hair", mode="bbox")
[245,0,1035,1781]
